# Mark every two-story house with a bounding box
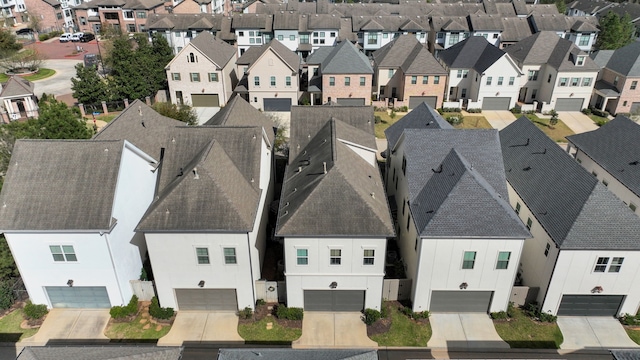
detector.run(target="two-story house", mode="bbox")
[468,15,504,48]
[566,116,640,218]
[235,39,300,112]
[74,0,166,34]
[429,16,470,54]
[306,40,373,106]
[506,31,599,112]
[372,34,448,109]
[165,31,237,108]
[528,13,598,51]
[146,14,235,54]
[590,42,640,115]
[276,105,393,311]
[438,36,522,110]
[384,104,530,313]
[233,13,273,56]
[352,15,429,55]
[501,117,640,316]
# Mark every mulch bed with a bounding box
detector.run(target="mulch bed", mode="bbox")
[238,303,302,329]
[366,301,428,337]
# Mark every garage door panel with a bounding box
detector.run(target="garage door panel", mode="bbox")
[430,291,493,313]
[45,286,111,308]
[264,98,291,111]
[482,97,511,110]
[409,96,437,109]
[555,98,583,111]
[175,289,238,311]
[191,94,220,107]
[304,290,365,311]
[557,295,624,316]
[337,98,365,106]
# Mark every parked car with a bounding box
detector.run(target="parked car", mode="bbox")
[70,32,84,42]
[59,33,72,42]
[79,33,95,42]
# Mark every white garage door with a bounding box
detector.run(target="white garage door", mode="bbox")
[555,98,583,111]
[45,286,111,308]
[175,289,238,311]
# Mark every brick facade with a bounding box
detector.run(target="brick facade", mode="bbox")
[322,74,372,105]
[599,68,640,115]
[24,0,64,32]
[401,74,447,109]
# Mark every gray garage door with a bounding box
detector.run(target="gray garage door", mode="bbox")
[430,291,493,312]
[557,295,624,316]
[482,97,511,110]
[191,94,220,107]
[304,290,365,311]
[409,96,437,109]
[175,289,238,311]
[45,286,111,308]
[337,98,366,106]
[555,98,583,111]
[263,98,292,111]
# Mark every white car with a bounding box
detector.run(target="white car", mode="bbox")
[70,32,84,42]
[59,33,72,42]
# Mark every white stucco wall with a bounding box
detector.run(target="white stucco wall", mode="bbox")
[274,30,299,52]
[476,55,521,109]
[548,70,597,110]
[284,237,387,310]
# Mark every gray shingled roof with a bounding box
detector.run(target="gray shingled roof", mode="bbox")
[372,35,446,76]
[500,17,534,43]
[275,119,394,237]
[232,13,273,30]
[218,349,378,360]
[566,116,640,198]
[320,40,372,74]
[273,11,300,30]
[188,31,236,68]
[17,346,183,360]
[0,140,126,231]
[611,349,640,360]
[289,105,375,162]
[236,39,300,71]
[430,16,470,32]
[385,102,452,150]
[438,36,505,73]
[599,41,640,77]
[530,13,598,32]
[500,117,640,250]
[468,14,505,31]
[123,0,163,10]
[205,95,276,146]
[590,49,614,69]
[146,14,234,40]
[0,76,34,98]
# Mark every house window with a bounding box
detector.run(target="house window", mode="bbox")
[544,243,550,256]
[579,35,590,46]
[496,251,511,270]
[270,76,276,86]
[462,251,476,269]
[610,257,624,272]
[434,76,440,84]
[528,70,539,81]
[367,33,377,45]
[290,35,295,40]
[300,34,309,44]
[603,179,609,187]
[515,202,521,214]
[297,249,308,265]
[624,101,628,106]
[171,73,181,81]
[208,73,218,82]
[571,77,580,87]
[414,237,418,251]
[493,33,499,39]
[238,31,244,37]
[360,77,366,86]
[277,35,283,41]
[411,76,417,85]
[531,89,537,99]
[486,76,492,85]
[632,81,638,90]
[50,245,77,262]
[461,88,467,98]
[383,33,389,39]
[559,77,568,86]
[137,11,146,18]
[330,32,336,37]
[330,249,342,265]
[223,248,237,264]
[286,76,291,86]
[576,55,586,66]
[497,76,503,85]
[363,249,375,265]
[402,199,406,215]
[196,247,210,264]
[190,73,200,82]
[594,257,609,272]
[345,76,350,86]
[188,53,197,63]
[463,70,468,78]
[126,24,136,32]
[401,155,407,175]
[123,10,134,19]
[457,70,463,78]
[592,171,598,177]
[422,76,428,84]
[406,214,411,231]
[509,77,515,85]
[526,217,532,230]
[329,77,335,86]
[448,32,459,45]
[80,16,87,25]
[254,76,260,86]
[388,69,395,78]
[582,78,592,87]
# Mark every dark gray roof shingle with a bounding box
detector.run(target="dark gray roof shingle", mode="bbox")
[17,346,183,360]
[188,31,236,68]
[205,95,276,147]
[0,76,34,98]
[438,36,505,73]
[500,117,640,250]
[218,349,378,360]
[319,40,373,75]
[236,39,300,71]
[372,35,446,76]
[385,102,452,150]
[599,41,640,77]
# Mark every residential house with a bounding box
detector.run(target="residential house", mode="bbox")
[566,116,640,217]
[500,117,640,316]
[372,34,448,109]
[306,40,373,106]
[22,0,64,31]
[235,39,300,112]
[0,0,27,27]
[165,31,237,108]
[170,0,230,15]
[506,31,599,112]
[351,15,430,55]
[145,14,235,54]
[566,0,613,17]
[438,36,522,110]
[384,104,530,313]
[429,16,470,53]
[0,77,39,122]
[73,0,167,34]
[233,13,273,56]
[590,42,640,115]
[498,17,534,49]
[527,13,598,51]
[276,105,393,311]
[18,346,183,360]
[468,14,504,48]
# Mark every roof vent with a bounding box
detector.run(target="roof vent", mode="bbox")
[370,192,375,199]
[165,208,170,214]
[193,168,199,179]
[178,167,184,176]
[104,148,108,152]
[323,162,327,174]
[630,160,639,165]
[523,166,532,171]
[298,166,302,172]
[432,164,442,173]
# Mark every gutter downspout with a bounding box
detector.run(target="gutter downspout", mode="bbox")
[104,232,126,306]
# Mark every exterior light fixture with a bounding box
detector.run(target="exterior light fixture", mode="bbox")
[198,280,205,288]
[459,282,468,290]
[329,282,338,289]
[592,286,603,294]
[67,279,74,287]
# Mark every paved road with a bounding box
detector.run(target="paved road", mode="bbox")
[32,59,82,98]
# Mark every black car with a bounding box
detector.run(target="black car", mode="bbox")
[79,33,95,42]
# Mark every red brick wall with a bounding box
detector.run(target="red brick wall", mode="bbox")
[24,0,63,32]
[322,74,372,105]
[402,74,448,109]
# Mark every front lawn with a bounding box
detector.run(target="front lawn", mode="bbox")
[104,315,171,340]
[589,114,609,126]
[452,115,492,129]
[238,316,301,343]
[374,111,403,138]
[524,114,575,142]
[493,307,563,349]
[369,303,431,346]
[626,328,640,345]
[0,309,39,342]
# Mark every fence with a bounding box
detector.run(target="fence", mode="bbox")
[130,280,155,301]
[255,279,286,303]
[79,94,161,118]
[11,277,28,303]
[382,278,412,301]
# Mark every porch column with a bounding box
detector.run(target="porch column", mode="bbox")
[601,97,608,112]
[4,100,12,116]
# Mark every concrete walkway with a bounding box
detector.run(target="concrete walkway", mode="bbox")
[293,312,377,349]
[157,311,243,346]
[20,309,110,347]
[482,110,517,130]
[428,313,510,349]
[556,111,599,134]
[557,317,639,350]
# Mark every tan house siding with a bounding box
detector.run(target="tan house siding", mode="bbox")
[599,68,640,115]
[322,74,372,105]
[245,49,299,110]
[402,74,447,109]
[24,0,63,32]
[172,0,208,14]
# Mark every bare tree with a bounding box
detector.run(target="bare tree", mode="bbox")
[0,49,46,73]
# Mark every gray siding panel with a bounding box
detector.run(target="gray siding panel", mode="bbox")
[557,295,624,316]
[409,96,437,109]
[555,98,584,111]
[304,290,365,311]
[175,289,238,311]
[45,286,111,308]
[482,97,511,110]
[430,291,493,313]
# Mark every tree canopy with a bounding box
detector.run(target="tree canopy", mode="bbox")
[151,102,198,125]
[596,12,635,50]
[0,29,22,57]
[71,63,109,104]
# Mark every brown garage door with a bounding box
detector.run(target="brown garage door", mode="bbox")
[175,289,238,311]
[191,94,220,107]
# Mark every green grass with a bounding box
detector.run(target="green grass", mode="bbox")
[104,315,171,340]
[238,317,302,343]
[0,68,56,83]
[0,309,39,342]
[589,114,609,126]
[374,111,403,138]
[626,328,640,345]
[493,307,563,349]
[447,113,492,129]
[370,304,431,346]
[524,114,575,142]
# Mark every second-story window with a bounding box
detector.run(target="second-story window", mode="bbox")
[330,249,341,265]
[363,249,375,265]
[286,76,291,86]
[254,76,260,86]
[270,76,276,86]
[411,76,417,85]
[190,73,200,82]
[360,77,366,86]
[329,77,335,86]
[367,33,377,45]
[345,76,350,86]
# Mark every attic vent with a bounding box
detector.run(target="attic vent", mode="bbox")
[293,187,297,192]
[281,210,288,216]
[298,166,302,172]
[523,166,532,171]
[251,177,255,183]
[532,148,547,155]
[178,167,184,176]
[432,164,442,173]
[165,208,170,214]
[539,211,548,215]
[172,137,176,143]
[308,134,311,138]
[2,203,5,208]
[630,160,639,166]
[323,162,327,174]
[370,192,375,199]
[253,134,257,140]
[302,150,307,155]
[193,168,199,179]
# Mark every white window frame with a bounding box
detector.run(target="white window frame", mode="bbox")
[50,245,77,262]
[462,251,476,269]
[223,247,237,265]
[330,248,342,265]
[496,251,510,270]
[296,248,308,265]
[363,249,375,265]
[195,247,210,265]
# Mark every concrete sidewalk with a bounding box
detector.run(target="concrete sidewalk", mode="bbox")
[558,316,639,350]
[428,313,509,349]
[293,312,377,349]
[157,311,243,346]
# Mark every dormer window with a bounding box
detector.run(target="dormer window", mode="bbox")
[576,55,586,66]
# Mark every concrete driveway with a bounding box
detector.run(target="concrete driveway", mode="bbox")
[292,312,377,349]
[33,59,82,97]
[157,311,243,346]
[428,313,509,349]
[481,110,517,130]
[557,112,599,134]
[20,309,110,346]
[557,317,639,350]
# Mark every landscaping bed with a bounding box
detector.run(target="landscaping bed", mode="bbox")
[0,307,40,342]
[237,303,302,343]
[492,306,563,349]
[367,301,431,346]
[523,113,574,142]
[105,301,172,340]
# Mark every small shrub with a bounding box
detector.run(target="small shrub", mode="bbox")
[412,310,429,319]
[23,302,48,320]
[374,106,386,112]
[594,118,609,126]
[525,110,536,114]
[446,115,463,125]
[538,311,558,323]
[287,307,303,320]
[440,107,461,113]
[380,303,389,318]
[506,301,516,318]
[510,107,522,114]
[491,311,508,320]
[374,115,382,124]
[524,302,539,318]
[149,296,174,320]
[591,108,609,117]
[390,110,396,119]
[581,108,592,115]
[0,280,15,310]
[466,108,482,113]
[275,305,304,320]
[238,307,253,320]
[256,299,266,306]
[400,306,413,317]
[395,106,408,112]
[362,308,381,325]
[620,313,640,326]
[110,295,138,319]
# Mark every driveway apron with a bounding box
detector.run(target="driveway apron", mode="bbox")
[157,311,243,346]
[428,313,509,349]
[19,309,110,349]
[293,312,377,348]
[556,112,598,134]
[482,111,517,130]
[558,316,639,350]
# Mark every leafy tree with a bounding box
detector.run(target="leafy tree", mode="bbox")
[0,49,45,73]
[71,63,110,104]
[596,12,635,50]
[0,28,22,57]
[548,109,559,129]
[151,102,198,125]
[31,96,92,139]
[0,236,17,279]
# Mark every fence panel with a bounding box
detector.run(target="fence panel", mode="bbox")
[130,280,155,301]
